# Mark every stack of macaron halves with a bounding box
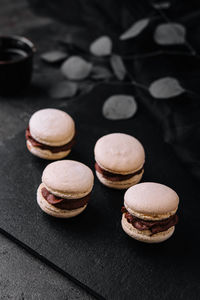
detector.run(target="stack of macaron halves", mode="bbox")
[121,182,179,243]
[94,133,145,189]
[26,108,75,160]
[37,160,94,218]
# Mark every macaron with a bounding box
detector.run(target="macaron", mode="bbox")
[37,160,94,218]
[121,182,179,243]
[94,133,145,189]
[26,108,75,160]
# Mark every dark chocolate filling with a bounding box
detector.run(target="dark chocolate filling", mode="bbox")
[26,127,75,153]
[121,207,178,235]
[95,162,144,182]
[41,187,90,210]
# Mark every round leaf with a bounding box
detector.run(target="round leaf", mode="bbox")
[149,77,185,99]
[61,56,92,80]
[90,36,112,56]
[154,23,186,45]
[120,18,150,40]
[110,55,126,81]
[152,1,171,9]
[103,95,137,120]
[41,51,68,63]
[49,81,78,99]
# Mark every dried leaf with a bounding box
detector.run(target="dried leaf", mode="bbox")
[149,77,185,99]
[152,1,171,9]
[91,66,113,80]
[61,56,92,80]
[49,81,78,99]
[110,55,126,81]
[154,23,186,45]
[103,95,137,120]
[120,18,150,40]
[90,36,112,56]
[41,51,68,63]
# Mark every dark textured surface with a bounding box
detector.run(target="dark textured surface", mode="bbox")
[0,84,200,299]
[0,233,93,300]
[1,0,200,299]
[0,1,95,299]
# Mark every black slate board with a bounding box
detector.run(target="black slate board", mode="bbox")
[0,84,200,299]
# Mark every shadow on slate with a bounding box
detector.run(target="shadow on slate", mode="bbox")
[0,84,200,299]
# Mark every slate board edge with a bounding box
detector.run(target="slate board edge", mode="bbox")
[0,228,105,300]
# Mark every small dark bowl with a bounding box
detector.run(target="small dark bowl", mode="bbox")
[0,36,36,96]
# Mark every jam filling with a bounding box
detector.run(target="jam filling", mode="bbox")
[121,207,178,235]
[41,187,90,210]
[95,162,143,182]
[26,127,75,153]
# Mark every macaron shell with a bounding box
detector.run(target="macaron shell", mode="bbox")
[42,160,94,199]
[94,133,145,174]
[125,182,179,217]
[29,108,75,146]
[125,207,177,221]
[96,170,143,189]
[26,140,71,160]
[37,184,86,218]
[121,214,175,243]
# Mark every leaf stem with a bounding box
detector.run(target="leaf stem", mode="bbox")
[185,89,199,97]
[131,80,148,91]
[179,10,200,22]
[94,79,148,91]
[125,71,148,90]
[121,50,200,60]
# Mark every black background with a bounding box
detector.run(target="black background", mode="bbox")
[1,0,200,298]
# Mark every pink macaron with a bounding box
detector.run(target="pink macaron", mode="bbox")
[94,133,145,189]
[26,108,75,160]
[37,160,94,218]
[121,182,179,243]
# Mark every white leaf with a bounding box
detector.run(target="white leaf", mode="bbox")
[120,18,150,40]
[152,1,171,9]
[103,95,137,120]
[61,56,92,80]
[154,23,186,45]
[41,51,68,63]
[49,81,78,99]
[91,66,112,80]
[110,55,126,80]
[149,77,185,99]
[90,36,112,56]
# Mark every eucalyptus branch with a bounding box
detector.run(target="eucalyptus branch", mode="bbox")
[93,77,148,91]
[121,50,200,60]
